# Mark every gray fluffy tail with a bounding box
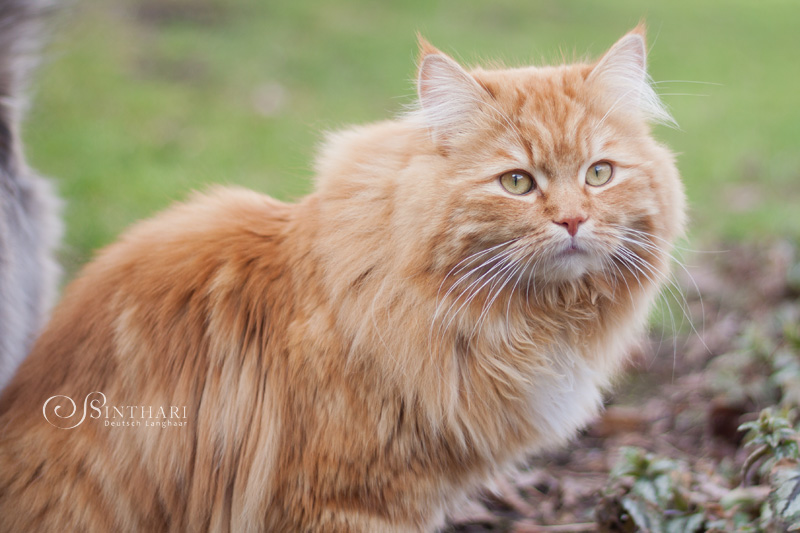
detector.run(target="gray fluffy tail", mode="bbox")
[0,0,62,391]
[0,1,57,172]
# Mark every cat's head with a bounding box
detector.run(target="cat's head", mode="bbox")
[414,27,686,288]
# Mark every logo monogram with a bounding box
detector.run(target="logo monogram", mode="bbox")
[42,392,188,429]
[42,392,106,429]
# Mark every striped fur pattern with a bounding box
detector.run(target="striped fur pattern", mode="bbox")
[0,27,684,531]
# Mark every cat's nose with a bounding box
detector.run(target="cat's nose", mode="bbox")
[553,216,587,237]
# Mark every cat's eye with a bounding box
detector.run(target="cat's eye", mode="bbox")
[499,171,535,195]
[585,161,614,187]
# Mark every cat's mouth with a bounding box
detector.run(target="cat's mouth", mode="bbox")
[556,239,588,258]
[544,239,603,281]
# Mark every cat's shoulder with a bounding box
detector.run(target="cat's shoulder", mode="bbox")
[314,119,431,183]
[121,186,293,242]
[78,186,297,286]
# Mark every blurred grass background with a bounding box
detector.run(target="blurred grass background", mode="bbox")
[24,0,800,277]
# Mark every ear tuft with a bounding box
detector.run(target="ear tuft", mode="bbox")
[588,28,675,126]
[416,34,441,62]
[415,43,487,142]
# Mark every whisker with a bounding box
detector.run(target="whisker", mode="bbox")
[615,225,710,347]
[507,246,540,324]
[429,241,520,349]
[610,227,711,356]
[613,247,680,376]
[437,247,520,343]
[472,256,524,340]
[651,80,722,86]
[615,236,692,329]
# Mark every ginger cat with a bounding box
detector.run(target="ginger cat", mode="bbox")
[0,24,685,532]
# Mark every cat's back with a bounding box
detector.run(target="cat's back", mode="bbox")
[109,185,295,272]
[0,186,307,531]
[1,186,299,406]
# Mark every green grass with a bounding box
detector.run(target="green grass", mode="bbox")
[24,0,800,276]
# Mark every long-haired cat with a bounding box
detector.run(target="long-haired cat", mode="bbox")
[0,0,61,392]
[0,23,685,532]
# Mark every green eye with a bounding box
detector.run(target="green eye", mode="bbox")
[586,161,613,187]
[499,171,535,195]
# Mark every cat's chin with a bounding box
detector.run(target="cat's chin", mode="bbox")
[539,247,603,283]
[548,259,591,282]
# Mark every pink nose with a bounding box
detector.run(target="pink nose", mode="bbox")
[554,216,586,237]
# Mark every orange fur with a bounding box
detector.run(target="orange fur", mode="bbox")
[0,28,685,532]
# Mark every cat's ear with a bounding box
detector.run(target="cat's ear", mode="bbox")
[587,26,674,126]
[416,36,487,142]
